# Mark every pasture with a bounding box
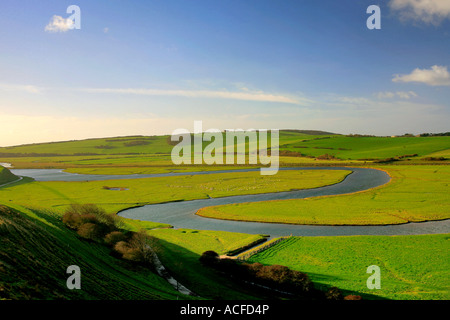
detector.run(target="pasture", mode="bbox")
[0,169,350,215]
[248,235,450,300]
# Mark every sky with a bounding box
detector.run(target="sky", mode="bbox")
[0,0,449,146]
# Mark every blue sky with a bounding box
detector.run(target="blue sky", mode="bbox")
[0,0,449,146]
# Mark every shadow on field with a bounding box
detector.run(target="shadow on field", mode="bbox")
[151,237,389,300]
[149,237,271,300]
[305,272,389,300]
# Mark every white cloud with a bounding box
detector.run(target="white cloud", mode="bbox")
[392,65,450,86]
[45,15,74,33]
[376,91,418,99]
[103,27,109,33]
[81,87,310,105]
[0,83,41,94]
[389,0,450,24]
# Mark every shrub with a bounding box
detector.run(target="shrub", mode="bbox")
[77,223,105,241]
[80,213,99,224]
[325,286,343,300]
[104,231,128,246]
[62,204,119,233]
[61,211,82,230]
[344,295,362,300]
[199,251,219,266]
[113,231,155,265]
[316,153,337,160]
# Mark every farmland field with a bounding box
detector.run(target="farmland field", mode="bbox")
[0,169,350,214]
[247,235,450,300]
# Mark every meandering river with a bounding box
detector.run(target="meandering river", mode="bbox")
[11,167,450,237]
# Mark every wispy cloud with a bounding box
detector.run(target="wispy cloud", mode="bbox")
[0,83,42,94]
[45,15,74,33]
[389,0,450,25]
[393,65,450,86]
[80,87,310,105]
[376,91,418,99]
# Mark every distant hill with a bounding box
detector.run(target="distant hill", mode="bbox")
[0,130,331,156]
[0,130,448,161]
[281,129,338,135]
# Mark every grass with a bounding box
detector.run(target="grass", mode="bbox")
[0,204,275,300]
[0,205,184,300]
[197,165,450,225]
[1,132,449,300]
[247,235,450,300]
[1,132,448,171]
[0,169,350,215]
[146,228,267,299]
[0,167,18,185]
[281,135,450,160]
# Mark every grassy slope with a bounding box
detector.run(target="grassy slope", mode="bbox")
[0,205,273,300]
[0,167,18,185]
[281,135,450,160]
[147,228,267,299]
[0,205,182,300]
[248,235,450,300]
[198,165,450,225]
[0,170,350,215]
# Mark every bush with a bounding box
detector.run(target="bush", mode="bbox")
[61,211,82,230]
[325,286,343,300]
[344,295,362,300]
[199,251,219,266]
[104,231,128,246]
[77,223,105,241]
[62,204,119,234]
[80,213,99,224]
[113,231,155,265]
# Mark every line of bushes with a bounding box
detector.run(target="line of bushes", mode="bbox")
[62,204,156,267]
[200,251,361,300]
[236,237,290,261]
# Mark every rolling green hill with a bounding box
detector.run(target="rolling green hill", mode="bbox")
[281,135,450,160]
[0,167,19,185]
[0,205,183,300]
[0,131,448,161]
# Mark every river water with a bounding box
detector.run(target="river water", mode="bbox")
[11,167,449,237]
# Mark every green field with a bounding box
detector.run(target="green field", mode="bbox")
[281,135,450,160]
[247,235,450,300]
[1,132,449,301]
[1,132,448,172]
[198,165,450,225]
[0,169,350,215]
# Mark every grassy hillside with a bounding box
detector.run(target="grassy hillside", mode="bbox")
[0,167,19,185]
[1,131,448,170]
[281,135,450,160]
[248,235,450,300]
[0,205,182,300]
[0,135,174,156]
[0,205,278,300]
